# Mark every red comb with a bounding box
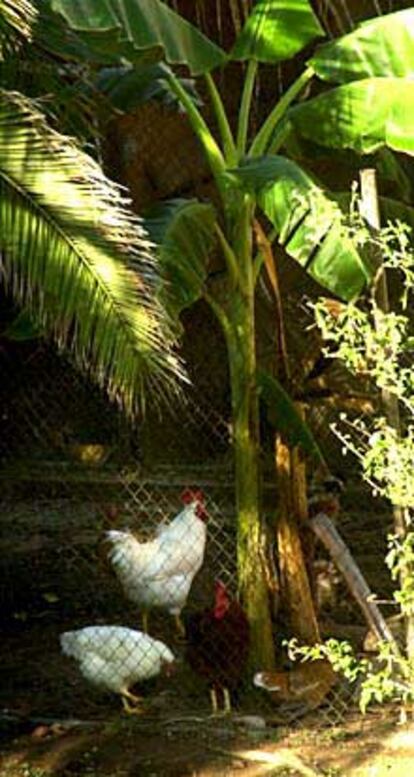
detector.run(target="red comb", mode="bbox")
[181,488,204,505]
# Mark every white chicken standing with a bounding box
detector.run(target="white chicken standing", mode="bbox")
[60,625,175,712]
[105,489,208,635]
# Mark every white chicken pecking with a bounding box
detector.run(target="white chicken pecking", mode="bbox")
[60,625,175,713]
[105,489,208,635]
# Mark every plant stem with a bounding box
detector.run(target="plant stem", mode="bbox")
[205,196,275,671]
[249,65,314,158]
[214,222,240,288]
[236,59,258,158]
[165,70,226,183]
[204,73,237,165]
[229,196,275,670]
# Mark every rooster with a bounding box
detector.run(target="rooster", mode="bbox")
[60,625,175,713]
[185,580,249,714]
[105,489,207,636]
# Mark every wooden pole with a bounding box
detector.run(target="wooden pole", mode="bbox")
[310,512,401,655]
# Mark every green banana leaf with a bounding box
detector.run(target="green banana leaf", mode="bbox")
[311,9,414,84]
[0,89,185,413]
[226,156,371,301]
[232,0,324,63]
[257,370,324,463]
[49,0,227,74]
[33,2,137,65]
[291,78,414,158]
[94,64,201,114]
[144,199,216,323]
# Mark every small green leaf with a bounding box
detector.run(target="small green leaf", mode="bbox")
[232,0,324,63]
[335,192,414,234]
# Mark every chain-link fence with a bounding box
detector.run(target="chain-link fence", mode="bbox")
[0,314,395,727]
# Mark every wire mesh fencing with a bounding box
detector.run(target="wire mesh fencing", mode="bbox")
[0,331,395,727]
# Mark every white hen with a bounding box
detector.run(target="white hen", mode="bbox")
[105,489,207,634]
[60,625,175,712]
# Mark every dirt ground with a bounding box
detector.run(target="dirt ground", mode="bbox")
[1,704,414,777]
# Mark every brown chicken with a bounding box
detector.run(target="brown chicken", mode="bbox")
[254,659,336,710]
[185,580,249,714]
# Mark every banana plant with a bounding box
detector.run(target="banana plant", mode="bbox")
[0,0,186,418]
[47,0,414,668]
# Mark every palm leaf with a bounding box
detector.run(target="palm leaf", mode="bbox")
[0,89,186,414]
[0,0,37,58]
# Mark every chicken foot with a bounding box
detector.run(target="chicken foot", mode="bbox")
[121,689,145,715]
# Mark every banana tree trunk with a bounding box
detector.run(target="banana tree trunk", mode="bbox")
[222,203,275,670]
[226,310,275,671]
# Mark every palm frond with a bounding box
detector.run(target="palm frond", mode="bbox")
[0,89,186,415]
[0,0,37,58]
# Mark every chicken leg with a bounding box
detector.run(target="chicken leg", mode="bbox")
[209,688,218,714]
[174,613,186,639]
[209,687,232,715]
[223,687,232,713]
[121,688,144,714]
[141,611,149,634]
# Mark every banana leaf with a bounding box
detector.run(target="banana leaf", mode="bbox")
[144,199,216,322]
[48,0,227,74]
[291,78,414,158]
[257,370,324,463]
[94,64,201,114]
[311,9,414,83]
[226,156,371,301]
[232,0,324,63]
[33,2,137,65]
